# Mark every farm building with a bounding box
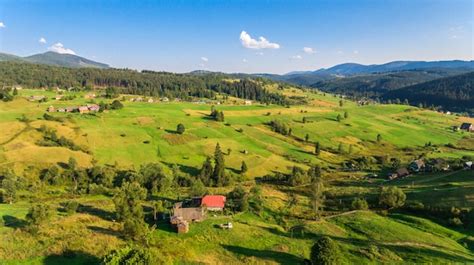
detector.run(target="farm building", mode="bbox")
[409,159,425,172]
[201,195,226,211]
[47,106,55,112]
[389,168,410,180]
[172,198,206,222]
[244,100,252,105]
[78,106,89,114]
[460,123,473,132]
[171,195,227,233]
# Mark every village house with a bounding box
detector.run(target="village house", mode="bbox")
[244,100,252,106]
[55,95,63,100]
[87,104,100,112]
[460,123,474,132]
[409,159,425,173]
[388,168,410,180]
[47,106,55,112]
[201,195,226,211]
[78,106,89,114]
[161,97,169,102]
[171,195,226,233]
[147,98,154,103]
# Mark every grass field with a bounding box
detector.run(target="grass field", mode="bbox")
[0,89,473,264]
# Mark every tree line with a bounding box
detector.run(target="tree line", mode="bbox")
[0,62,290,105]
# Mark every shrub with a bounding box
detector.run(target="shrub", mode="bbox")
[176,123,185,134]
[26,204,53,227]
[351,198,369,210]
[64,201,79,215]
[379,186,406,209]
[102,246,152,265]
[310,236,340,265]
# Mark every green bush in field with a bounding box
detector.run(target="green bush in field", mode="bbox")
[310,236,340,265]
[26,204,53,227]
[102,246,152,265]
[64,201,79,215]
[379,186,406,209]
[176,123,185,134]
[351,198,369,210]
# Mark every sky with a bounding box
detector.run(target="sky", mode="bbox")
[0,0,472,74]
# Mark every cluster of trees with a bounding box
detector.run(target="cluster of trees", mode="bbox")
[210,109,225,122]
[198,143,230,187]
[0,62,290,105]
[36,125,86,152]
[99,99,124,111]
[0,89,14,102]
[258,165,322,187]
[268,120,291,135]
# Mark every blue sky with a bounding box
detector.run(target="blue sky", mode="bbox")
[0,0,472,74]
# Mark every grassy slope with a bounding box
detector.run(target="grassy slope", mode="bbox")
[0,89,473,264]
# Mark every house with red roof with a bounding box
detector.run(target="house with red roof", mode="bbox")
[201,195,226,211]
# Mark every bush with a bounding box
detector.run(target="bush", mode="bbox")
[26,204,52,227]
[351,198,369,210]
[379,186,406,209]
[64,201,79,215]
[176,123,185,134]
[102,246,152,265]
[310,236,340,265]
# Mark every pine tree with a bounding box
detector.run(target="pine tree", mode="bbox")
[315,142,321,156]
[377,134,382,142]
[176,123,185,134]
[212,143,226,186]
[336,114,342,122]
[199,156,213,186]
[305,134,310,142]
[241,161,248,174]
[344,111,349,119]
[338,143,343,154]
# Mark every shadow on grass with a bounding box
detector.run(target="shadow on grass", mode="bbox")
[162,161,200,176]
[43,250,101,265]
[222,245,305,264]
[3,215,27,228]
[77,204,115,221]
[87,225,122,238]
[154,220,176,233]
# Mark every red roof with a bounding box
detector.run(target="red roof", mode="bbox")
[201,195,226,208]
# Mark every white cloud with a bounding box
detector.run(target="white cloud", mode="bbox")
[240,31,280,49]
[0,22,5,28]
[256,52,264,56]
[201,57,208,62]
[353,50,359,54]
[303,47,316,54]
[336,50,344,55]
[242,58,248,63]
[48,42,76,55]
[290,55,302,60]
[39,37,47,44]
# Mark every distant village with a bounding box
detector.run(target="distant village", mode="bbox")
[387,158,473,181]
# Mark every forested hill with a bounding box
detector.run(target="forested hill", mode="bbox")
[383,71,474,112]
[310,69,469,97]
[0,62,290,105]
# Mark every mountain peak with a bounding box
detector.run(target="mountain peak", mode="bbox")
[0,51,109,69]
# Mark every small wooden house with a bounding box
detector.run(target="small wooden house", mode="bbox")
[176,220,189,234]
[47,105,56,112]
[78,106,89,114]
[460,123,474,132]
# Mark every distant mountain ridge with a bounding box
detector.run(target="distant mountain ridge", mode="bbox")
[0,51,109,68]
[286,60,474,76]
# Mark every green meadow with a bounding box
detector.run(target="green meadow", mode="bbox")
[0,88,473,264]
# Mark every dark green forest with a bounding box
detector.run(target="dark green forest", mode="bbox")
[382,71,474,113]
[0,62,290,105]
